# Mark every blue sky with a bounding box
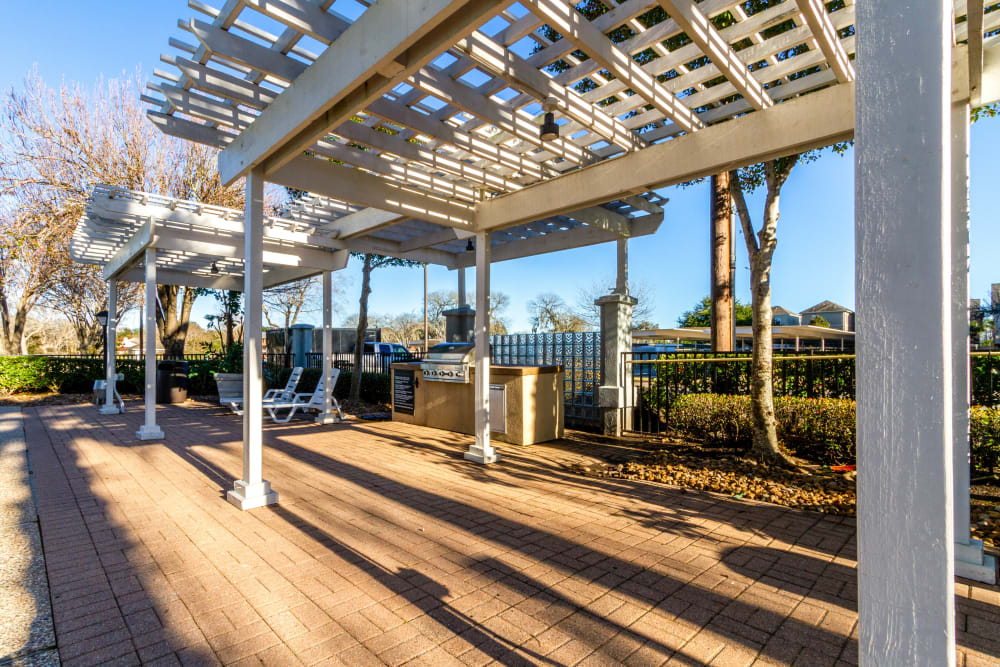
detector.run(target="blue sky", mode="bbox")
[3,1,998,333]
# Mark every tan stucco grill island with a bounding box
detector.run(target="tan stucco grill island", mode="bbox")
[391,363,564,446]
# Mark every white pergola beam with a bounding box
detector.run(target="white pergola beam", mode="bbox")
[475,81,855,230]
[476,46,997,232]
[323,207,404,239]
[397,227,475,252]
[268,156,475,229]
[117,267,243,291]
[454,213,661,267]
[218,0,507,184]
[104,220,153,280]
[795,0,856,83]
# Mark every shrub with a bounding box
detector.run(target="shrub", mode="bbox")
[668,393,856,464]
[972,406,1000,473]
[272,367,391,405]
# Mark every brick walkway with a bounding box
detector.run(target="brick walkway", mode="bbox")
[19,400,1000,666]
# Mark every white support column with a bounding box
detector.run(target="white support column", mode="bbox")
[136,251,164,439]
[951,103,995,583]
[856,0,955,663]
[458,267,467,307]
[228,167,278,510]
[316,270,338,425]
[100,280,120,415]
[616,238,629,294]
[464,232,498,464]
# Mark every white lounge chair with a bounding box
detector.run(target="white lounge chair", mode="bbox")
[265,368,344,424]
[263,367,304,403]
[227,367,306,415]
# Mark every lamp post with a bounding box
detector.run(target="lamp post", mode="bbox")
[96,309,109,381]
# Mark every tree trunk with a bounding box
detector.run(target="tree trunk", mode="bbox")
[748,252,781,460]
[730,163,796,466]
[156,285,197,357]
[710,172,733,352]
[350,254,373,401]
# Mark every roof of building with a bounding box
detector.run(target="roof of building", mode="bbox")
[773,306,799,317]
[801,300,854,314]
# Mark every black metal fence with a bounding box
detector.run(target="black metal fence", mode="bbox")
[624,350,1000,435]
[491,332,601,427]
[302,351,423,375]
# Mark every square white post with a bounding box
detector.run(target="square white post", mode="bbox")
[316,270,338,424]
[228,167,277,510]
[855,0,955,663]
[100,280,120,415]
[952,103,995,582]
[465,232,498,464]
[137,250,164,439]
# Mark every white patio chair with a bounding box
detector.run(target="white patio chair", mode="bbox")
[263,366,304,403]
[265,367,344,424]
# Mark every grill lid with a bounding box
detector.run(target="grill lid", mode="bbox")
[424,342,475,363]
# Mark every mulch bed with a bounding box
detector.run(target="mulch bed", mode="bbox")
[574,444,857,515]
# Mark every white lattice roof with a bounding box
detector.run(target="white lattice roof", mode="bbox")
[141,0,998,254]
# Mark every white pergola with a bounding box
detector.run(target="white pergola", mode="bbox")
[132,0,1000,661]
[72,181,662,443]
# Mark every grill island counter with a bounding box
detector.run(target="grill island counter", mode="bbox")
[391,350,564,446]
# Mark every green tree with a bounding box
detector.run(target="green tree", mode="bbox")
[677,296,753,328]
[809,315,831,328]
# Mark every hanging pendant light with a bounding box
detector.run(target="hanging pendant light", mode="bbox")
[211,261,219,274]
[539,98,559,141]
[466,238,474,252]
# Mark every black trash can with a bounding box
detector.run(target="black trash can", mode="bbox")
[156,360,189,404]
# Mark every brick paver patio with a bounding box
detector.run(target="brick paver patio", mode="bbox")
[18,400,1000,666]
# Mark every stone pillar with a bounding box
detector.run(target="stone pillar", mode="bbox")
[464,232,498,464]
[951,103,995,582]
[596,292,636,437]
[137,250,164,440]
[597,237,636,437]
[856,0,955,662]
[100,280,120,415]
[289,323,314,368]
[228,167,277,511]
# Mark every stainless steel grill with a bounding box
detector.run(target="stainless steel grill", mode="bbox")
[420,342,475,383]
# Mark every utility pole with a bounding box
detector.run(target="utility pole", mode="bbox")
[710,172,734,351]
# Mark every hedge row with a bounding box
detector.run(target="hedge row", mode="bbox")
[668,394,856,464]
[668,393,1000,471]
[272,366,391,405]
[0,355,244,396]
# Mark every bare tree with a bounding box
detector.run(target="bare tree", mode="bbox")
[42,256,141,352]
[574,278,656,329]
[350,254,421,401]
[263,276,341,331]
[0,71,243,356]
[527,293,589,333]
[380,312,423,346]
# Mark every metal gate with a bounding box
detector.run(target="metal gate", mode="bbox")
[492,332,601,427]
